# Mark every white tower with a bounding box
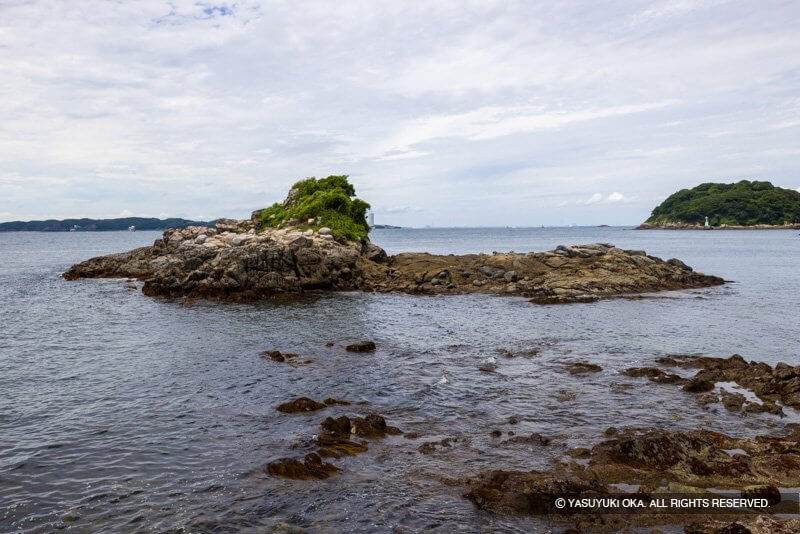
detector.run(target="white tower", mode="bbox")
[704,216,709,227]
[368,212,375,227]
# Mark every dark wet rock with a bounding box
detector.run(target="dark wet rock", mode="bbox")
[319,414,349,434]
[276,397,327,413]
[345,341,376,353]
[403,432,422,440]
[262,350,286,362]
[266,452,339,480]
[672,355,800,409]
[490,430,502,438]
[623,367,686,384]
[683,378,716,392]
[743,401,783,416]
[503,432,551,446]
[568,362,602,375]
[418,437,459,454]
[351,413,401,438]
[603,427,618,437]
[565,447,591,459]
[316,433,368,458]
[720,389,746,412]
[464,471,604,515]
[262,350,311,365]
[741,484,781,506]
[507,416,519,425]
[667,258,692,271]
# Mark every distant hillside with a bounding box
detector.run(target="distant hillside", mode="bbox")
[0,217,214,232]
[645,180,800,227]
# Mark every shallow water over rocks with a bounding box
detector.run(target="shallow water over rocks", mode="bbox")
[1,227,799,532]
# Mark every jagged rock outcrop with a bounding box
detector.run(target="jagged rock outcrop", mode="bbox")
[63,224,724,302]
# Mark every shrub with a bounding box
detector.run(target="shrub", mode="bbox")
[256,175,371,241]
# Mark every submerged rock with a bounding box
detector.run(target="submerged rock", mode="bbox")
[568,362,602,375]
[266,452,339,480]
[345,341,376,353]
[623,367,686,384]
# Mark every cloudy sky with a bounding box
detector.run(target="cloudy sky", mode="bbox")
[1,0,799,226]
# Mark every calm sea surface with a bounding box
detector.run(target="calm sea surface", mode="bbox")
[1,227,799,533]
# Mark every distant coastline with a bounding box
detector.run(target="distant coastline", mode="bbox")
[0,217,214,232]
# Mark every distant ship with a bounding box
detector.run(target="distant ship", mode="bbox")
[128,225,136,232]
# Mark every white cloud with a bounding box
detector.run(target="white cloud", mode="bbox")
[585,193,604,205]
[0,1,799,226]
[119,209,134,217]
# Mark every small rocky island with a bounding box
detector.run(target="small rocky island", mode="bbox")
[64,176,724,303]
[638,180,800,229]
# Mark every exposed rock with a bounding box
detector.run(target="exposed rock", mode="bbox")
[262,350,286,362]
[647,354,798,411]
[276,397,327,413]
[568,362,602,375]
[623,367,686,384]
[464,426,800,530]
[683,378,716,392]
[577,427,800,489]
[345,341,376,353]
[464,471,604,515]
[720,389,746,412]
[351,413,401,438]
[266,452,339,480]
[64,229,724,304]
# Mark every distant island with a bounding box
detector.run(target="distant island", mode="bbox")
[372,224,402,229]
[0,217,214,232]
[638,180,800,229]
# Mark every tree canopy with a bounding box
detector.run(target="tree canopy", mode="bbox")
[646,180,800,226]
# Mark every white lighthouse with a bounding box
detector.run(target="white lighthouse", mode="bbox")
[368,212,375,227]
[704,216,709,227]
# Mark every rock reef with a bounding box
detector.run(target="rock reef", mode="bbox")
[465,425,800,531]
[63,222,724,303]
